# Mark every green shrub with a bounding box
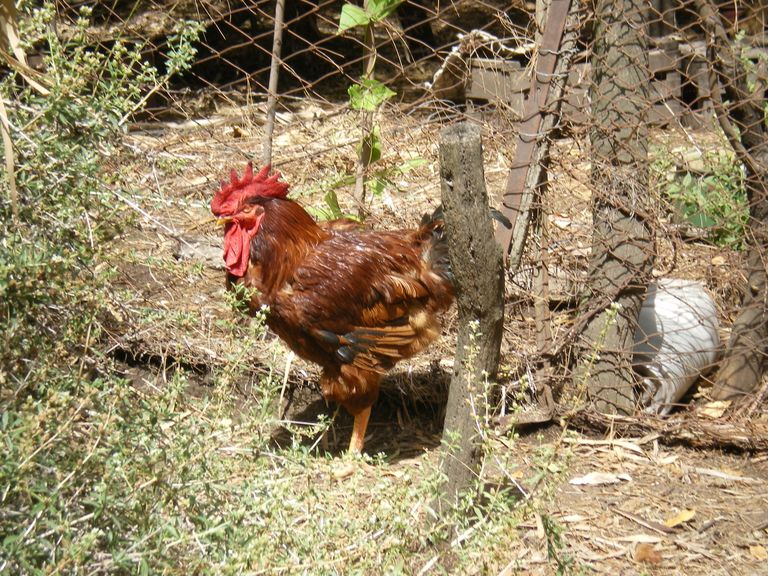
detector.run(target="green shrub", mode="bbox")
[651,147,748,249]
[0,3,202,571]
[1,4,200,391]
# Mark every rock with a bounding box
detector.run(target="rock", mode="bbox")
[174,235,224,269]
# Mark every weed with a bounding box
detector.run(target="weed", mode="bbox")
[0,2,201,571]
[651,145,747,248]
[300,158,427,221]
[336,0,404,216]
[540,513,577,575]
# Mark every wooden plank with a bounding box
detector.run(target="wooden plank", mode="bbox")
[649,47,678,72]
[495,0,576,264]
[466,58,529,108]
[562,62,590,124]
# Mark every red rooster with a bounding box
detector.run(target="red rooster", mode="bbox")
[212,163,455,454]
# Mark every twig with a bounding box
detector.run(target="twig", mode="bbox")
[568,409,768,451]
[278,351,294,420]
[612,508,675,535]
[262,0,286,166]
[352,0,377,218]
[689,466,761,483]
[109,189,206,254]
[417,554,440,576]
[0,95,17,222]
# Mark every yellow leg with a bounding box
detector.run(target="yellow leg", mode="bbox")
[348,406,372,454]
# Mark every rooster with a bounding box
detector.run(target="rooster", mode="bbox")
[212,163,455,454]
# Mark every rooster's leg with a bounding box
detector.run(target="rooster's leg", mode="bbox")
[348,407,371,454]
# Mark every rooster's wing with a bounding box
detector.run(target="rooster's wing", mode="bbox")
[270,229,447,373]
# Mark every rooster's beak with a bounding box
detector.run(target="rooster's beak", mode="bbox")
[216,216,233,226]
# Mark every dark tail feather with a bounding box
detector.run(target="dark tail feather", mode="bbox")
[421,205,453,284]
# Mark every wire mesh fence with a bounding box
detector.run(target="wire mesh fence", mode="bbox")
[17,0,768,423]
[50,0,531,111]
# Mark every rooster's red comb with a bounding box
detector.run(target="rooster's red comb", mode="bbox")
[210,162,290,216]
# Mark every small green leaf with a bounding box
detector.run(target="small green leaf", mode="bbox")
[348,79,396,111]
[358,125,382,164]
[396,157,427,173]
[324,190,344,219]
[338,4,370,33]
[3,534,18,547]
[369,125,382,163]
[367,0,404,21]
[305,205,332,220]
[368,177,387,196]
[687,212,718,229]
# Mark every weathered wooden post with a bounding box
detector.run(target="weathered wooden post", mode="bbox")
[436,122,505,514]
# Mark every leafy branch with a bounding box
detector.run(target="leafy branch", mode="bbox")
[337,0,403,218]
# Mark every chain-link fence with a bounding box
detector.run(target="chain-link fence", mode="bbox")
[51,0,531,111]
[36,0,768,430]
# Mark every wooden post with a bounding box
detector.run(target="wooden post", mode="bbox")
[494,0,577,271]
[436,122,505,514]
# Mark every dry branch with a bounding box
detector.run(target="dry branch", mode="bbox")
[568,410,768,452]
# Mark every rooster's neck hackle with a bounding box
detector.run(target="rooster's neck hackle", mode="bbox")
[249,198,329,295]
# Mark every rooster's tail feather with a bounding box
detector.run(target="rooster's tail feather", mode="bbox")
[420,205,453,285]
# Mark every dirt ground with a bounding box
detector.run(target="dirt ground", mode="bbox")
[108,98,768,574]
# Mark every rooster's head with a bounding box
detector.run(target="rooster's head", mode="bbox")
[212,162,289,277]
